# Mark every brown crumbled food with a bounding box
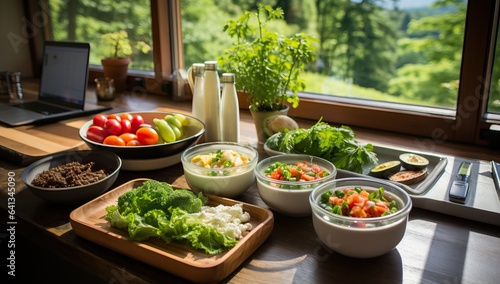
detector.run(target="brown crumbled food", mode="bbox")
[32,161,108,188]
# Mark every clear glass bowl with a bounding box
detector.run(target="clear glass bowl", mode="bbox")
[255,154,337,217]
[309,177,412,258]
[181,142,258,198]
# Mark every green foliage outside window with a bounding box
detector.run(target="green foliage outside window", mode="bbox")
[181,0,472,110]
[48,0,153,70]
[47,0,500,113]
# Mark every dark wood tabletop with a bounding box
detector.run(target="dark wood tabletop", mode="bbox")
[1,88,500,283]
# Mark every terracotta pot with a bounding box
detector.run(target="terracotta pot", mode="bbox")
[249,105,289,144]
[101,57,130,92]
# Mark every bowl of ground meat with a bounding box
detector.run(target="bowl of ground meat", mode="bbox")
[21,150,121,204]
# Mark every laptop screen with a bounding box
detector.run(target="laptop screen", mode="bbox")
[39,41,90,109]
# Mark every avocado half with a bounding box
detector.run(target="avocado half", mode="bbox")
[399,153,429,170]
[368,160,401,179]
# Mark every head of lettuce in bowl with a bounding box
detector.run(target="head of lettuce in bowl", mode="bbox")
[181,142,258,198]
[309,177,412,258]
[255,154,337,217]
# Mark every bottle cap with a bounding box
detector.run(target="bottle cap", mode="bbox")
[204,61,218,71]
[193,63,204,76]
[221,73,235,83]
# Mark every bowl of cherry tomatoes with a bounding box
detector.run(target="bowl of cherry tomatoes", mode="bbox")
[79,111,205,170]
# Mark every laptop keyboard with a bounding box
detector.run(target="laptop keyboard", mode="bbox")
[13,101,70,115]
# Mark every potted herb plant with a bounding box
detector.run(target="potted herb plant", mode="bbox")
[100,30,133,92]
[218,4,316,142]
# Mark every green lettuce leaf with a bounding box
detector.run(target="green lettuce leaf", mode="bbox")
[104,180,237,254]
[126,213,160,241]
[159,207,237,255]
[266,119,378,173]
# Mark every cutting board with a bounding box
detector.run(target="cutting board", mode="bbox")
[0,117,92,166]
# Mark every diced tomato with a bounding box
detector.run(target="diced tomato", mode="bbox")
[289,168,301,178]
[374,205,388,215]
[350,205,367,218]
[329,196,340,205]
[301,174,315,181]
[324,187,398,218]
[265,160,329,184]
[270,171,281,180]
[347,193,364,208]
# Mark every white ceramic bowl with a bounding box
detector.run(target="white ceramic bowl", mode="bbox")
[309,177,412,258]
[255,154,337,217]
[181,142,258,198]
[79,111,205,171]
[21,150,121,204]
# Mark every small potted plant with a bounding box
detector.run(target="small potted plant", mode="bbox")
[218,4,316,142]
[100,30,133,92]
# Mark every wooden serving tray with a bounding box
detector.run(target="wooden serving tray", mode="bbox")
[70,178,274,283]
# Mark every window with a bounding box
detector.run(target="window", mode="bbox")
[488,3,500,116]
[182,1,466,111]
[47,0,154,71]
[28,0,500,147]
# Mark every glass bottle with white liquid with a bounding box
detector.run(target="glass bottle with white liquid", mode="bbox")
[191,63,205,123]
[202,61,221,142]
[220,73,239,142]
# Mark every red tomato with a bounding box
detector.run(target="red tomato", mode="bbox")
[86,125,106,143]
[119,133,138,144]
[119,113,133,121]
[107,114,122,122]
[126,139,141,146]
[120,119,132,133]
[103,135,126,146]
[130,114,144,133]
[92,114,107,128]
[136,127,159,145]
[104,118,122,136]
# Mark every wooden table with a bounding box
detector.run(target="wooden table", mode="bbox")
[1,90,500,283]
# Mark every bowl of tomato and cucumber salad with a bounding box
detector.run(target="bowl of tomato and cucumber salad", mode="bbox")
[181,142,259,198]
[309,177,412,258]
[254,154,337,217]
[79,111,205,160]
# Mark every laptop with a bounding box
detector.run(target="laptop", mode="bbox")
[0,41,111,126]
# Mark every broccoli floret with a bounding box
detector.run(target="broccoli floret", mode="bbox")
[105,179,235,254]
[117,180,173,216]
[165,190,207,214]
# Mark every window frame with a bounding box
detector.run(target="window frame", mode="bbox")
[26,0,499,147]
